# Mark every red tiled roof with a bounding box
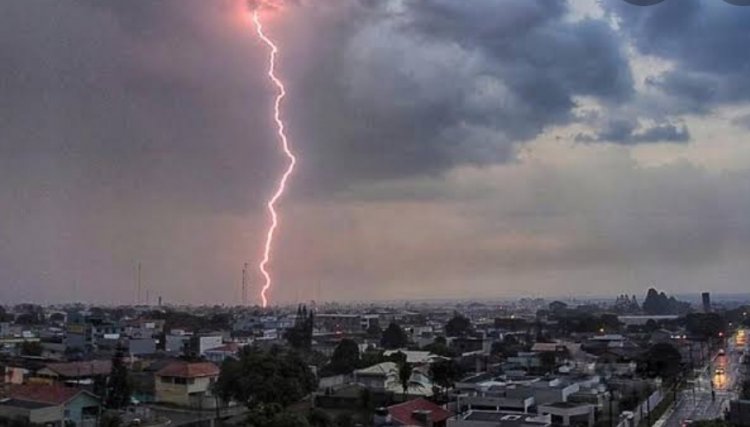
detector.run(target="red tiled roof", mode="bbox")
[10,384,87,405]
[44,360,111,378]
[388,398,452,426]
[156,361,219,378]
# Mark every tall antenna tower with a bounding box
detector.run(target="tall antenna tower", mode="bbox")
[242,263,248,306]
[137,262,142,305]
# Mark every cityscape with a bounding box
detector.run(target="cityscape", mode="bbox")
[3,1,750,427]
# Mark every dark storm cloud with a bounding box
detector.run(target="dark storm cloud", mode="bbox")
[575,118,689,144]
[0,0,278,215]
[286,0,634,189]
[605,0,750,108]
[0,0,635,207]
[732,114,750,130]
[7,0,747,304]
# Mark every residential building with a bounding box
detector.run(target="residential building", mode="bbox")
[0,384,100,427]
[315,314,362,333]
[154,361,220,408]
[35,360,111,387]
[384,398,452,427]
[537,402,595,426]
[353,362,434,397]
[204,342,242,363]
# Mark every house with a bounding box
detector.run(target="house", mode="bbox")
[0,384,100,427]
[127,338,157,356]
[35,360,111,387]
[353,362,433,397]
[155,361,220,408]
[165,333,191,354]
[537,402,595,427]
[204,342,242,363]
[183,333,224,356]
[385,398,452,427]
[315,314,363,333]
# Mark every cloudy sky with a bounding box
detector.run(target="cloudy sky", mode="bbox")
[2,0,750,305]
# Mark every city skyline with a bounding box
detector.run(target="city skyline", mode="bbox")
[3,0,750,305]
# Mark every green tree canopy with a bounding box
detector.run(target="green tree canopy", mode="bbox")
[638,342,682,379]
[422,338,457,358]
[327,339,360,375]
[285,305,314,351]
[398,362,413,399]
[445,313,472,337]
[216,346,317,408]
[20,341,43,357]
[429,359,463,389]
[381,323,408,349]
[105,347,132,409]
[685,313,726,340]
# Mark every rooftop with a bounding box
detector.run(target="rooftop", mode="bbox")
[43,360,111,378]
[9,384,89,405]
[388,398,451,425]
[0,398,55,409]
[355,361,397,376]
[461,411,551,427]
[156,361,219,378]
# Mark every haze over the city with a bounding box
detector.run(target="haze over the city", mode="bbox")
[3,0,750,305]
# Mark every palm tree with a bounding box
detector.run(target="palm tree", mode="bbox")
[398,362,413,401]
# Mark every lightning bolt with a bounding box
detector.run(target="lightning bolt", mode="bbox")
[253,9,296,308]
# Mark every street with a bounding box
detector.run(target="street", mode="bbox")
[660,329,747,427]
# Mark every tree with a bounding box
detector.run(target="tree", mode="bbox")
[106,347,131,409]
[685,313,726,341]
[20,341,43,357]
[308,408,334,427]
[360,349,386,368]
[639,343,682,379]
[599,314,621,332]
[741,380,750,400]
[381,323,408,349]
[422,338,457,358]
[539,351,557,374]
[216,346,317,408]
[359,387,373,412]
[429,359,462,390]
[243,403,311,427]
[285,305,314,351]
[328,339,360,375]
[100,412,123,427]
[385,350,407,366]
[398,362,413,400]
[445,313,472,337]
[366,324,382,340]
[334,413,355,427]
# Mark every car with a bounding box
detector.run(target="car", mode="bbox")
[682,419,694,427]
[718,348,726,356]
[715,367,725,375]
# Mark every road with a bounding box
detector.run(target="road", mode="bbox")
[660,329,747,427]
